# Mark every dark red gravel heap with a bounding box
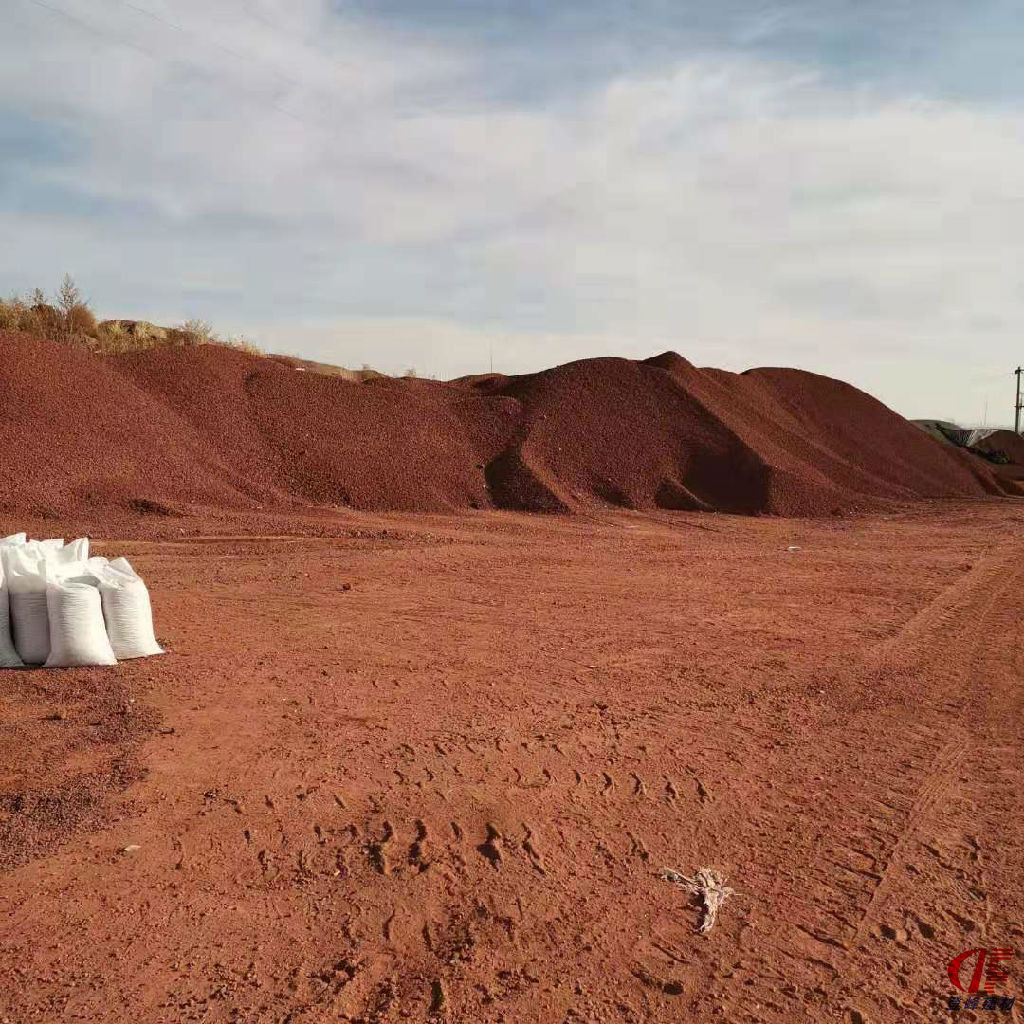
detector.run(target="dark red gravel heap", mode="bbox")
[0,331,245,518]
[0,331,1018,519]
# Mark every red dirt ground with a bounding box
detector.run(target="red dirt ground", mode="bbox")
[1,501,1022,1022]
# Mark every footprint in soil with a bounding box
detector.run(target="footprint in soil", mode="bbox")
[477,824,503,868]
[409,820,430,871]
[522,824,547,875]
[368,821,395,875]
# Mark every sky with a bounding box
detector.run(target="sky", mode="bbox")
[2,0,1022,424]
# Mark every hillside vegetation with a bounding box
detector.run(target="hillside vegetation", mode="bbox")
[0,275,261,355]
[0,276,407,379]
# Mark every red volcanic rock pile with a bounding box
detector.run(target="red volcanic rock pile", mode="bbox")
[115,343,515,512]
[0,330,1018,520]
[0,331,245,518]
[971,429,1024,483]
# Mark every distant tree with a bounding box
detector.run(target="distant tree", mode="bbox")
[55,274,97,339]
[56,274,81,317]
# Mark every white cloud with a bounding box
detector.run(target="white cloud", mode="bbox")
[3,0,1023,424]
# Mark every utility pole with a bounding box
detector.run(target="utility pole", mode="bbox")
[1017,366,1023,435]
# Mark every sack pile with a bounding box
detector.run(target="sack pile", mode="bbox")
[0,533,163,668]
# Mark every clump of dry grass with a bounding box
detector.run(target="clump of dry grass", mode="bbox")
[660,867,736,934]
[220,335,263,357]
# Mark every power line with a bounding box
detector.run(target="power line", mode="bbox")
[20,0,453,209]
[231,0,360,87]
[24,0,157,62]
[19,0,339,137]
[112,0,302,93]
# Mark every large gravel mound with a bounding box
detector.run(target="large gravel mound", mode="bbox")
[1,331,1018,518]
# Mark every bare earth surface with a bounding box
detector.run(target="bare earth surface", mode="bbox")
[1,501,1022,1022]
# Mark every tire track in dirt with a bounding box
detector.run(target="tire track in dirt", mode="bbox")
[764,544,1024,1021]
[849,549,1016,942]
[848,733,968,947]
[872,549,1010,674]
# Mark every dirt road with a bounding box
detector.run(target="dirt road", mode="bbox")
[1,502,1022,1022]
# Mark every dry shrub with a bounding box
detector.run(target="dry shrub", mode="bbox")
[174,318,215,346]
[218,336,263,356]
[31,301,64,338]
[0,296,34,333]
[65,303,98,338]
[92,326,148,355]
[1,276,98,346]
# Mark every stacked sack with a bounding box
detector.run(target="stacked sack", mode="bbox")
[0,533,163,668]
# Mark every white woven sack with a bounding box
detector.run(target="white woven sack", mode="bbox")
[45,575,117,668]
[60,538,89,561]
[99,557,163,660]
[6,547,50,665]
[5,540,86,665]
[51,556,109,583]
[0,532,28,572]
[31,538,66,554]
[0,558,23,668]
[0,533,27,666]
[3,538,68,572]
